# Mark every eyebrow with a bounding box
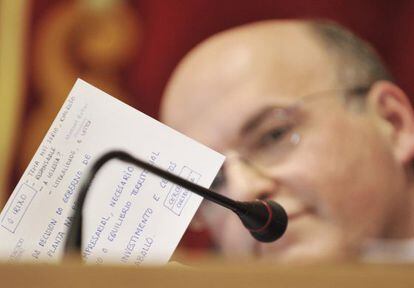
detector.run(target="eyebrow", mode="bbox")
[240,87,371,136]
[240,105,288,136]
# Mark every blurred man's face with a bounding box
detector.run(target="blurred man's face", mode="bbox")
[161,22,407,262]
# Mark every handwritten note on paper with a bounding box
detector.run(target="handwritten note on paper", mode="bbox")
[0,79,224,265]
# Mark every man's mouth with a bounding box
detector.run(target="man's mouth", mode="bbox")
[288,207,312,221]
[252,207,313,257]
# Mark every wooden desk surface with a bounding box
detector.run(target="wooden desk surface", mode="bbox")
[0,260,414,288]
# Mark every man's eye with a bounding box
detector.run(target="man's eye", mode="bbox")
[258,126,289,148]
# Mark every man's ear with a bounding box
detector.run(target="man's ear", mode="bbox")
[367,80,414,164]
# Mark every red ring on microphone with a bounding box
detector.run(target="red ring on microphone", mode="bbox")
[248,200,273,233]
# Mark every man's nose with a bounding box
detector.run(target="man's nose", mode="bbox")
[221,151,279,202]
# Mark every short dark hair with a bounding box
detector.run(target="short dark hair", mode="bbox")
[307,20,393,90]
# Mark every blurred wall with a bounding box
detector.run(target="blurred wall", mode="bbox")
[0,1,29,207]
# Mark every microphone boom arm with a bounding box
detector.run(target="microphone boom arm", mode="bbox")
[64,150,288,255]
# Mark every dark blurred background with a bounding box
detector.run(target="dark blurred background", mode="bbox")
[1,0,414,250]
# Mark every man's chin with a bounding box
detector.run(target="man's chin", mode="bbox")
[214,213,359,263]
[217,233,355,263]
[256,241,350,264]
[254,220,359,263]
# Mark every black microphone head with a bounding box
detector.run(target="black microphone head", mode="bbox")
[237,200,288,243]
[250,200,288,242]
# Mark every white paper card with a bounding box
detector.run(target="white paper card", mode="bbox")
[0,79,224,265]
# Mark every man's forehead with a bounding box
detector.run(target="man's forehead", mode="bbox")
[161,20,338,145]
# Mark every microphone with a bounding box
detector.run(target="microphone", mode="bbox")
[64,150,288,254]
